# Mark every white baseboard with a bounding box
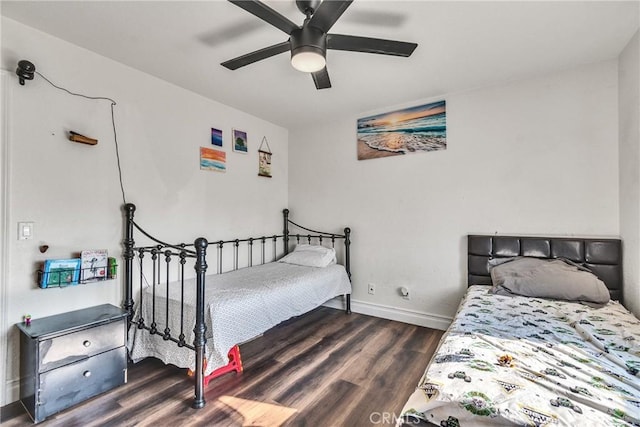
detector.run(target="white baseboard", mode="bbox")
[323,297,452,331]
[5,377,19,406]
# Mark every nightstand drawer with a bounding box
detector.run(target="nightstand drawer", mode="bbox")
[39,318,125,372]
[38,346,126,420]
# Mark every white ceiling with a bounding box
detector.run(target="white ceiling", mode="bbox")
[1,1,638,129]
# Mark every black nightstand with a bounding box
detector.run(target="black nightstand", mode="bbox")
[16,304,128,423]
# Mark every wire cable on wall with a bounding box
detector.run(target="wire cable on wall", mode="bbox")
[35,70,127,205]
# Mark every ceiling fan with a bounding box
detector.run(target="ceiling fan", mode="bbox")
[221,0,418,90]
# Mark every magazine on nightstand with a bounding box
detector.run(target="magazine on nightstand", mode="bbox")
[80,249,108,283]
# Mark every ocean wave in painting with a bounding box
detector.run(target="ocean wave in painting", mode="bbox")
[358,112,446,154]
[200,159,225,171]
[200,147,226,172]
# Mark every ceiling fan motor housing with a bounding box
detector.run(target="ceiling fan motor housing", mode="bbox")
[290,26,327,60]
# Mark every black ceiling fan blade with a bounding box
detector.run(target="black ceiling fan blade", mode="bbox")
[221,41,290,70]
[228,0,300,34]
[327,34,417,57]
[312,67,331,90]
[308,0,353,33]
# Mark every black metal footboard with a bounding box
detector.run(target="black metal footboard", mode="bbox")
[122,204,352,409]
[123,203,210,408]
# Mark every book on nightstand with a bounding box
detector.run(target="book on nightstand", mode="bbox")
[80,249,108,283]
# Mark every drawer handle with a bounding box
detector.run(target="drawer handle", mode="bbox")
[83,370,91,378]
[83,340,91,347]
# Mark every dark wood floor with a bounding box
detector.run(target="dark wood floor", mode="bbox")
[2,307,443,427]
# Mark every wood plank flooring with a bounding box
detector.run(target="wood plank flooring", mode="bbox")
[1,307,443,427]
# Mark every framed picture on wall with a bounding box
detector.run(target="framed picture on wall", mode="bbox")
[356,100,446,160]
[258,150,272,178]
[200,147,226,172]
[258,136,272,178]
[211,128,223,147]
[232,129,248,153]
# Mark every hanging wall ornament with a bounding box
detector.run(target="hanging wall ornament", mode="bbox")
[258,136,272,178]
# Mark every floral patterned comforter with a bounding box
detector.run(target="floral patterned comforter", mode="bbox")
[400,286,640,426]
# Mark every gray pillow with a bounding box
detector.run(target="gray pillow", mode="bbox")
[488,257,518,268]
[489,257,610,304]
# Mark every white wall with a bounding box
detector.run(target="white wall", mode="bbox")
[619,30,640,317]
[290,61,621,328]
[1,18,288,404]
[1,70,10,410]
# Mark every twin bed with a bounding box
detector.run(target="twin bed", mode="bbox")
[122,204,352,408]
[400,235,640,426]
[121,206,640,425]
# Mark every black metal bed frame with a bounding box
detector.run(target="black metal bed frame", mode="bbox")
[122,203,351,409]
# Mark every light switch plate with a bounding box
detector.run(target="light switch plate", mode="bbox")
[18,222,34,240]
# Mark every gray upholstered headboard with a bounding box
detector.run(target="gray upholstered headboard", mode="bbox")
[468,235,623,302]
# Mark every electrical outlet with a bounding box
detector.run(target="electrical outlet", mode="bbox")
[368,283,375,295]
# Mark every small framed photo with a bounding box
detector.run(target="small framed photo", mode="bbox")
[232,129,248,153]
[211,128,223,147]
[41,258,81,288]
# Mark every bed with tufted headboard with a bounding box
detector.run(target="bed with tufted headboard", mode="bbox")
[467,235,623,302]
[399,234,639,427]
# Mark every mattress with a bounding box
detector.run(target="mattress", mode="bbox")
[400,286,640,426]
[127,261,351,376]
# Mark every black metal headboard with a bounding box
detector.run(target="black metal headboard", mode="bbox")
[468,235,623,302]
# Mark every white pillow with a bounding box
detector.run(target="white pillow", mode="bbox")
[278,244,336,268]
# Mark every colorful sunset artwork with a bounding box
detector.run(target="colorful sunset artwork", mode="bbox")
[233,129,248,153]
[211,128,223,147]
[200,147,226,172]
[357,100,446,160]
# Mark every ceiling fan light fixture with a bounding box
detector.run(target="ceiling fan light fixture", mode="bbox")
[291,46,326,73]
[223,0,418,89]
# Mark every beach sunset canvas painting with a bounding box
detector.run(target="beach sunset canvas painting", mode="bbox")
[200,147,226,172]
[357,100,446,160]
